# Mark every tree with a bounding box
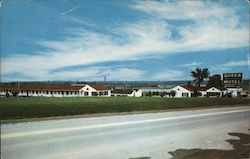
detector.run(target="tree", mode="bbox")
[207,74,223,88]
[191,67,210,89]
[170,90,176,97]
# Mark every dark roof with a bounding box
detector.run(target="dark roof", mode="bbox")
[0,83,111,91]
[111,89,135,94]
[90,85,112,91]
[181,85,194,91]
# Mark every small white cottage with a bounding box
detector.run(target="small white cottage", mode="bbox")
[171,85,192,97]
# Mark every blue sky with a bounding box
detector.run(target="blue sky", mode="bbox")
[1,0,249,81]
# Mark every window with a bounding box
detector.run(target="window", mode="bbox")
[86,88,89,90]
[92,92,98,96]
[46,91,49,94]
[182,93,188,97]
[61,91,64,95]
[207,92,220,97]
[84,92,89,96]
[99,91,103,96]
[104,91,108,95]
[50,91,53,94]
[66,91,69,95]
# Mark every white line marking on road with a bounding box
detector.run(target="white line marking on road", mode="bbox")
[1,109,249,139]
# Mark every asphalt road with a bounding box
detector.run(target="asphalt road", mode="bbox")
[1,106,250,159]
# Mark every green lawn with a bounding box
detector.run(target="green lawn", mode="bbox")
[0,97,249,120]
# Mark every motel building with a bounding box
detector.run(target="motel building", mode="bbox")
[111,89,143,97]
[0,83,112,97]
[140,85,192,98]
[0,82,244,98]
[141,85,240,98]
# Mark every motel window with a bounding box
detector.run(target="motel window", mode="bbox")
[62,91,64,95]
[207,92,220,97]
[99,92,103,96]
[50,91,53,94]
[182,93,188,97]
[104,91,108,95]
[46,91,49,94]
[66,91,69,95]
[84,92,89,96]
[21,90,23,93]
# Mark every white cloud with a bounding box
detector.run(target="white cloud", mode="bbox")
[61,5,80,16]
[221,60,248,67]
[209,59,248,75]
[2,1,249,81]
[150,70,184,81]
[53,67,145,81]
[1,66,145,82]
[133,1,239,24]
[133,1,249,50]
[104,68,145,81]
[180,62,202,67]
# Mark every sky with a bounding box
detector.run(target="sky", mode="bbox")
[0,0,249,82]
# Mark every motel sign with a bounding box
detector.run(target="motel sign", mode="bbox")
[223,73,242,85]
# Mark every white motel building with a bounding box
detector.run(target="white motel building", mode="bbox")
[0,83,245,98]
[0,83,112,97]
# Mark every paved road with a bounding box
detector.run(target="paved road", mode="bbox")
[1,106,250,159]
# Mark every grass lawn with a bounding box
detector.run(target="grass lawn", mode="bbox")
[0,97,249,120]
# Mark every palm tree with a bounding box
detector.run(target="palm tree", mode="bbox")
[191,67,210,89]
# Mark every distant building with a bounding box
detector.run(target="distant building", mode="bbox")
[111,89,142,97]
[0,83,111,97]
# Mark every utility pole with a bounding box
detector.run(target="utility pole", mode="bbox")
[104,75,106,84]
